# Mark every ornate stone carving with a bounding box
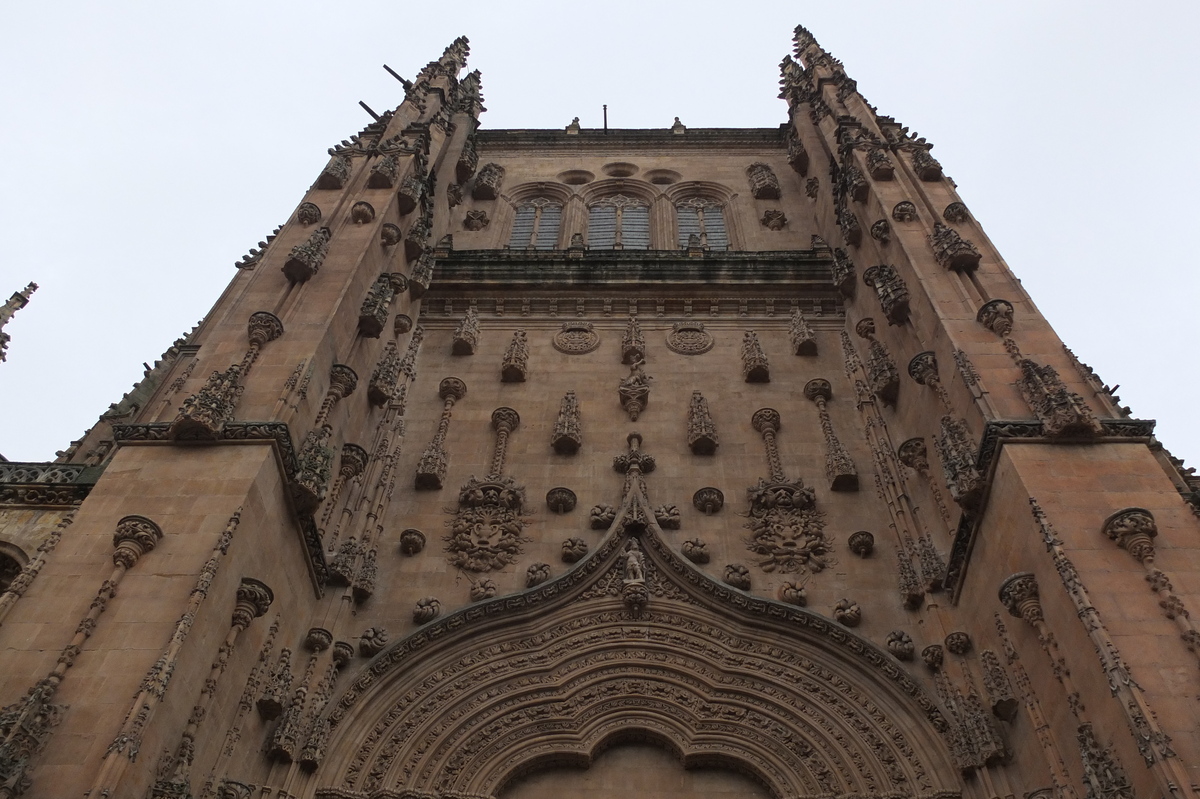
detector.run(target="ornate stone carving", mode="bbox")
[415,377,467,490]
[654,504,681,530]
[870,219,891,245]
[350,201,375,224]
[886,631,915,661]
[393,313,413,335]
[469,579,495,602]
[682,538,710,564]
[380,223,401,247]
[358,274,405,338]
[463,209,490,231]
[359,628,388,657]
[170,364,243,440]
[1077,723,1135,799]
[368,341,400,407]
[976,299,1014,338]
[922,644,944,670]
[804,378,858,491]
[397,176,425,214]
[1010,347,1102,438]
[740,331,770,382]
[367,154,399,189]
[546,487,576,513]
[405,215,431,262]
[317,154,351,189]
[561,538,589,563]
[786,127,809,174]
[413,597,440,624]
[761,209,787,230]
[296,202,322,225]
[551,391,582,454]
[408,252,434,298]
[945,631,972,655]
[930,222,981,271]
[552,321,600,354]
[452,307,480,355]
[257,648,291,719]
[283,227,332,283]
[805,177,819,198]
[724,563,752,590]
[746,162,781,199]
[833,599,862,627]
[398,529,426,556]
[456,137,479,184]
[526,562,551,587]
[292,424,335,515]
[867,149,894,180]
[685,391,719,455]
[618,360,652,421]
[892,201,917,222]
[590,504,617,530]
[862,265,910,325]
[447,182,463,208]
[621,316,645,364]
[500,329,528,382]
[837,204,862,247]
[1102,508,1157,562]
[693,487,723,515]
[789,309,816,355]
[666,321,714,355]
[943,202,970,223]
[855,319,900,405]
[911,148,943,181]
[831,247,856,297]
[843,164,869,202]
[935,415,983,510]
[998,572,1042,624]
[980,649,1018,721]
[472,162,505,200]
[778,582,807,605]
[847,531,874,557]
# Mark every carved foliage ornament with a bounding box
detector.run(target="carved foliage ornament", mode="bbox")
[552,321,600,355]
[746,162,781,200]
[666,321,714,355]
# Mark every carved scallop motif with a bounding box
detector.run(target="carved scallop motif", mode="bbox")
[552,322,601,355]
[665,322,714,355]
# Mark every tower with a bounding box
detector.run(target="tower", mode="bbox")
[0,22,1197,799]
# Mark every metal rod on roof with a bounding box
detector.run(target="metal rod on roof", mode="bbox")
[359,101,381,121]
[603,105,608,131]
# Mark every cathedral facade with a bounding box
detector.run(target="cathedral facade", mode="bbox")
[1,24,1197,799]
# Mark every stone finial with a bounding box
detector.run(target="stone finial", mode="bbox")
[1102,508,1157,563]
[999,572,1043,624]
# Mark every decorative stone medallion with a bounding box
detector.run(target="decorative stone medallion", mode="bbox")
[666,321,715,355]
[552,321,601,355]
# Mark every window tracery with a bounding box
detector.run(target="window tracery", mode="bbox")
[508,197,563,250]
[588,194,650,249]
[676,197,728,250]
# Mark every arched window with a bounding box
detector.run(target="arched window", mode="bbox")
[0,552,21,593]
[508,198,563,250]
[676,198,728,250]
[588,194,650,249]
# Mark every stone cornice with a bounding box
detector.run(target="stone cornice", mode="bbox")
[945,418,1157,600]
[0,461,105,507]
[478,126,786,152]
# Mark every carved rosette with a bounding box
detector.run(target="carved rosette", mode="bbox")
[862,265,910,325]
[552,321,600,354]
[398,529,426,556]
[291,425,334,515]
[359,627,388,656]
[930,222,981,271]
[464,210,490,231]
[855,319,900,405]
[380,223,401,247]
[740,331,770,383]
[525,562,550,587]
[687,391,718,455]
[546,487,577,513]
[892,201,917,222]
[724,564,752,590]
[944,631,972,655]
[935,415,983,510]
[831,248,856,298]
[761,210,787,230]
[789,309,816,355]
[472,162,505,200]
[452,308,480,355]
[870,219,891,245]
[943,202,970,223]
[501,330,529,382]
[413,597,440,624]
[170,364,244,440]
[469,579,495,602]
[921,644,944,670]
[976,299,1014,338]
[833,599,861,627]
[350,201,375,224]
[296,202,322,225]
[282,227,332,283]
[666,322,713,355]
[847,531,874,557]
[551,391,582,454]
[746,162,781,199]
[692,487,724,515]
[561,537,589,563]
[886,631,915,661]
[618,362,651,421]
[682,538,709,563]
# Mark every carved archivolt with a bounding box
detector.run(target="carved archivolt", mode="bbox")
[316,520,959,799]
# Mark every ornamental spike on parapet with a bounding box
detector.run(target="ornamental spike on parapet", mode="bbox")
[0,281,37,363]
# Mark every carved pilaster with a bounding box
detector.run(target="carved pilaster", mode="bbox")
[415,377,467,489]
[803,379,857,491]
[501,330,528,382]
[687,391,718,455]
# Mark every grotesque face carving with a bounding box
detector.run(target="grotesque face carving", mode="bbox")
[745,507,833,575]
[446,505,526,572]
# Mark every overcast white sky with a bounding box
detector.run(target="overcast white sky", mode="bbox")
[1,1,1197,470]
